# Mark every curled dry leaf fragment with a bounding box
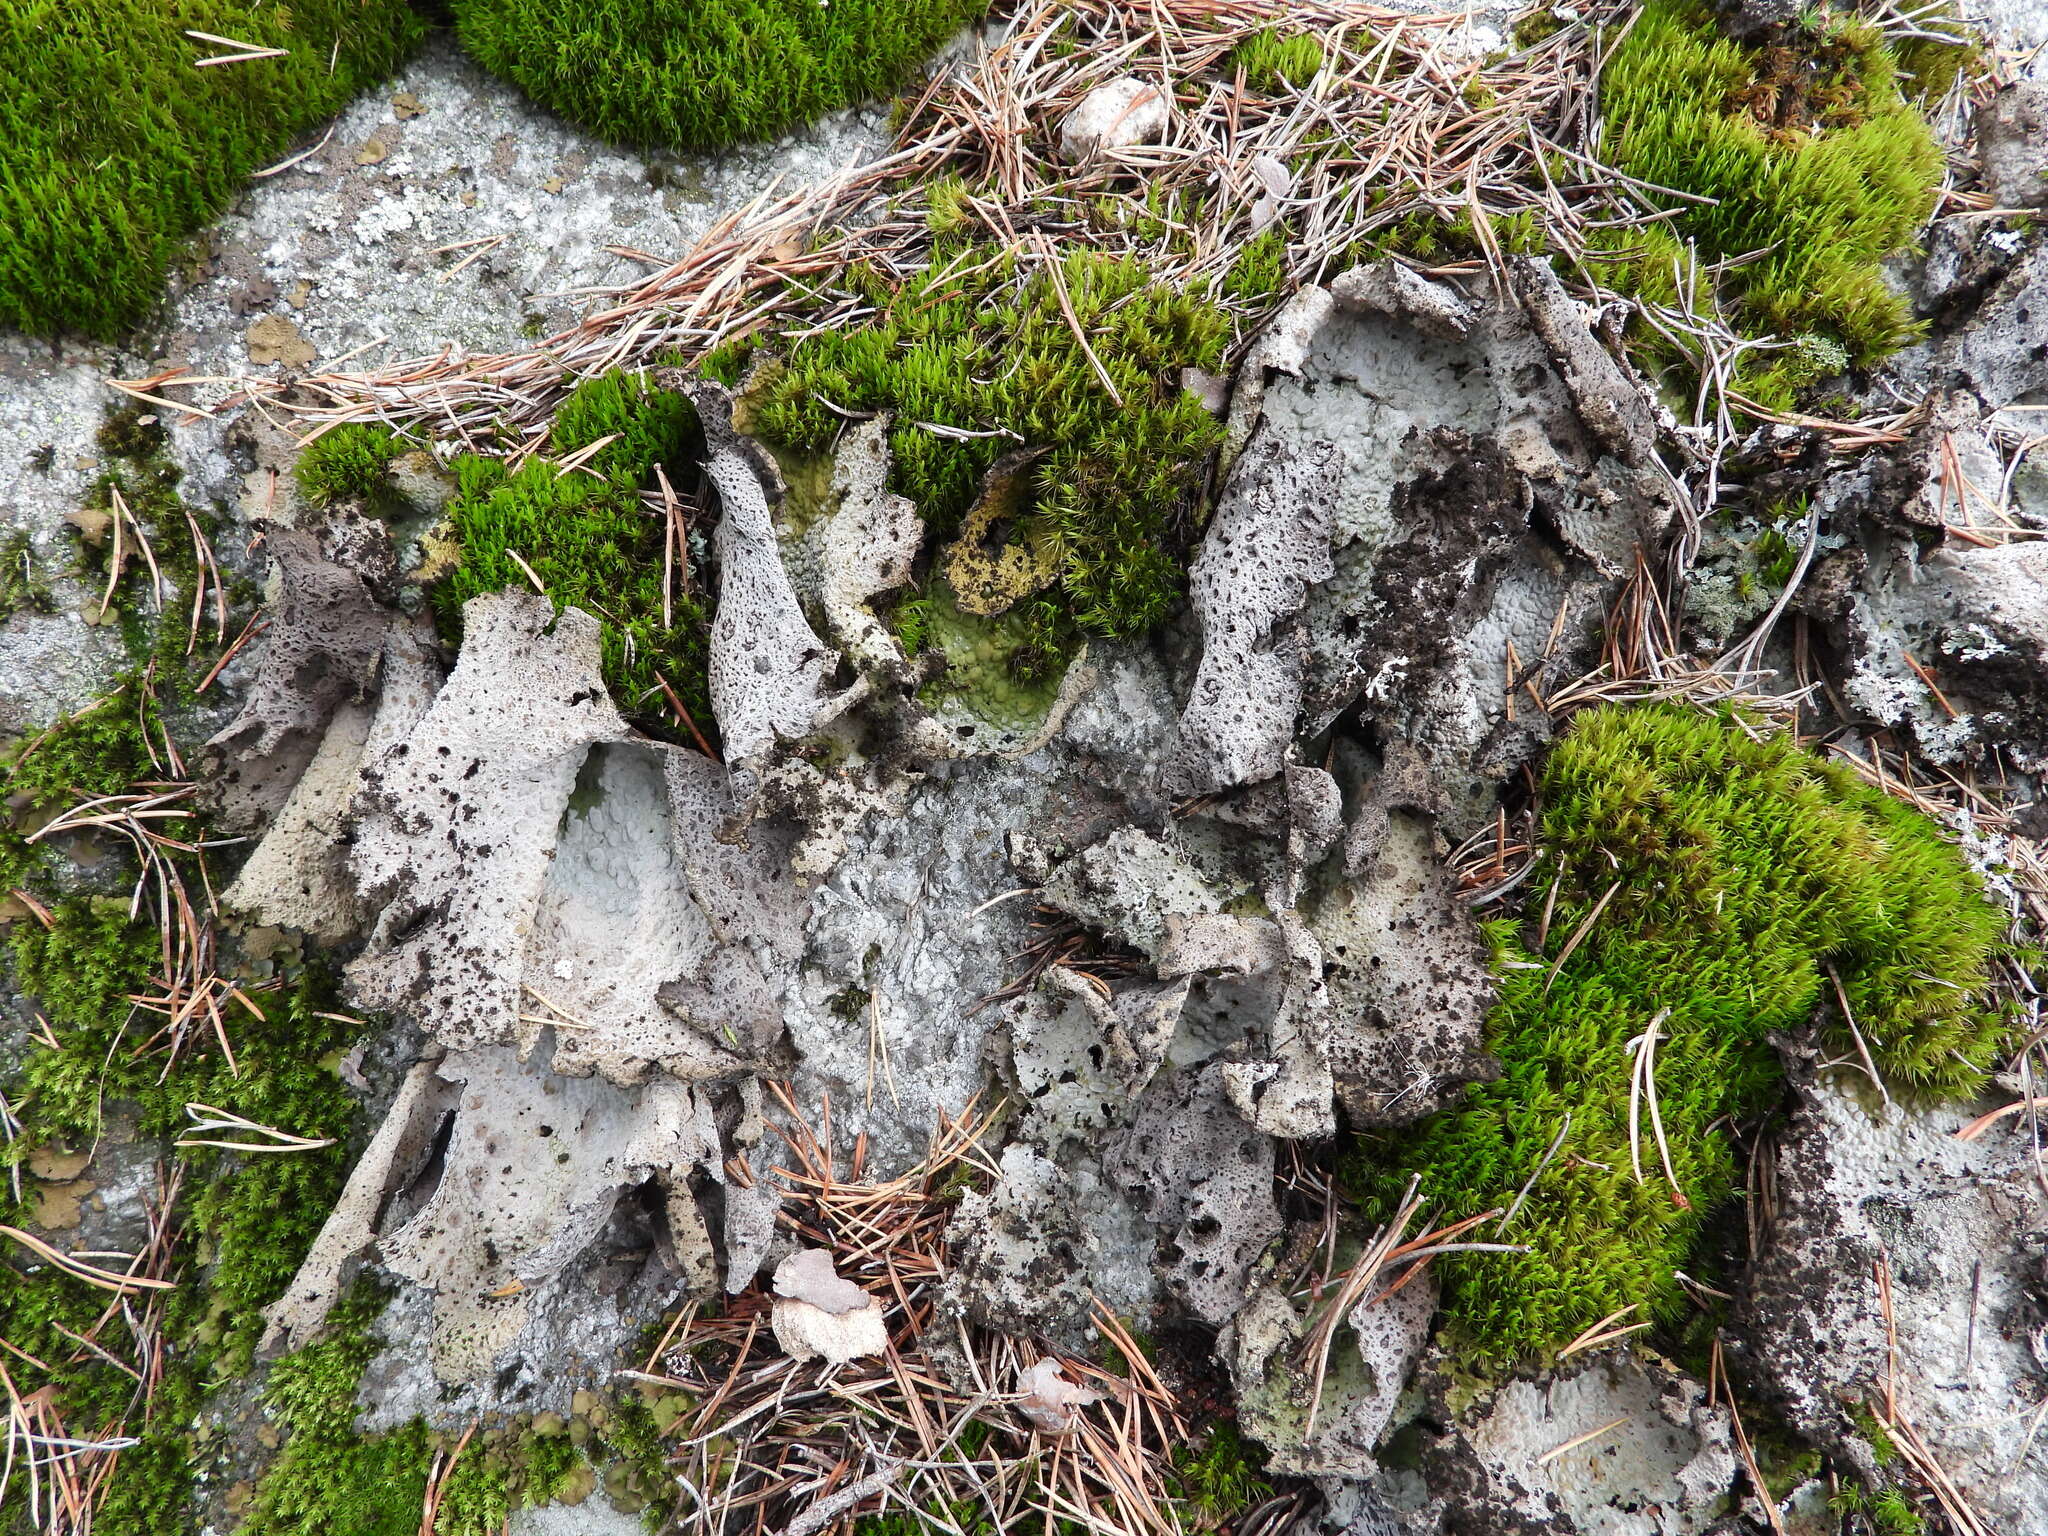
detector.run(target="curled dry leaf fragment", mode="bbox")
[1015,1357,1101,1433]
[771,1248,889,1365]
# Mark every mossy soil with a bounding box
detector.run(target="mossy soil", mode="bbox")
[0,413,623,1536]
[2,0,981,341]
[737,242,1230,683]
[449,0,988,152]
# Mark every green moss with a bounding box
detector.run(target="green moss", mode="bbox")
[0,0,425,340]
[746,244,1227,648]
[296,424,409,514]
[1164,1423,1273,1528]
[1830,1483,1926,1535]
[432,369,714,743]
[1352,703,2006,1362]
[1599,0,1943,377]
[0,529,55,621]
[449,0,986,153]
[1220,228,1290,310]
[244,1289,433,1536]
[1231,28,1325,93]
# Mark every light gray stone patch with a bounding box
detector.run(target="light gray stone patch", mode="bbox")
[1037,826,1225,962]
[1105,1065,1283,1327]
[1845,534,2048,769]
[690,381,855,766]
[1732,1078,2048,1532]
[376,1045,720,1385]
[226,613,443,941]
[522,742,748,1085]
[1166,425,1339,796]
[204,524,393,829]
[816,416,923,673]
[1435,1353,1739,1536]
[1980,81,2048,210]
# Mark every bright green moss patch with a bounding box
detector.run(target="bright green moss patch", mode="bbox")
[1357,703,2005,1362]
[1231,29,1325,93]
[1597,0,1943,405]
[743,245,1228,671]
[296,424,410,514]
[0,0,424,339]
[449,0,984,152]
[433,369,714,741]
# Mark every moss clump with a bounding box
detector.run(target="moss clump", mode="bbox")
[743,244,1228,668]
[1356,702,2005,1362]
[1597,0,1943,405]
[432,369,714,741]
[1,529,56,621]
[243,1289,432,1536]
[1230,28,1325,93]
[0,0,424,340]
[449,0,984,153]
[296,424,410,514]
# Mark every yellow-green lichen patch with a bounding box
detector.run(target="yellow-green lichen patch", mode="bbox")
[899,583,1074,735]
[939,448,1061,618]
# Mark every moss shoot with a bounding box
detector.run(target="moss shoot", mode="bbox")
[432,368,715,742]
[1356,703,2006,1362]
[1595,0,1944,408]
[742,244,1228,675]
[0,0,424,340]
[449,0,985,152]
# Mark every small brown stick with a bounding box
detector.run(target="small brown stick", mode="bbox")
[197,616,269,694]
[654,672,720,762]
[1709,1335,1788,1535]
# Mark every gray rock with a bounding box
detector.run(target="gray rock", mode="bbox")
[1980,81,2048,210]
[1731,1077,2048,1532]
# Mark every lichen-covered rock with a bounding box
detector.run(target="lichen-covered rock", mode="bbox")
[1412,1351,1738,1535]
[817,416,924,671]
[1105,1065,1282,1325]
[1316,749,1497,1127]
[378,1046,721,1383]
[1845,534,2048,768]
[689,378,853,765]
[346,591,630,1055]
[1979,80,2048,210]
[1223,1274,1438,1481]
[225,615,443,941]
[1037,826,1224,961]
[1253,261,1665,832]
[1730,1075,2048,1531]
[1166,423,1339,795]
